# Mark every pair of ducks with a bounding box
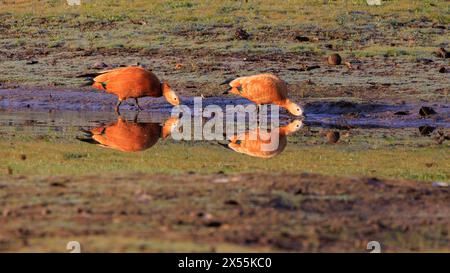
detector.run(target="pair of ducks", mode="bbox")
[79,66,304,157]
[78,115,302,158]
[81,66,304,117]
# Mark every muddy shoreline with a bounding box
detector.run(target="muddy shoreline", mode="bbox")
[1,87,449,129]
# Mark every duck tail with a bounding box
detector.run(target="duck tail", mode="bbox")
[77,70,111,89]
[217,141,232,150]
[220,78,235,86]
[77,126,101,144]
[76,136,99,145]
[78,128,93,135]
[76,72,104,78]
[78,77,94,87]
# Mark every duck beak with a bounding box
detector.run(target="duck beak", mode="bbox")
[223,87,232,95]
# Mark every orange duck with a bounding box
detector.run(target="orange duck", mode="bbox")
[79,66,181,113]
[77,115,179,152]
[221,73,304,116]
[221,120,303,158]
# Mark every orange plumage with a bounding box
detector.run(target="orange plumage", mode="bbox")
[224,120,303,158]
[82,66,180,113]
[223,73,304,116]
[77,116,179,152]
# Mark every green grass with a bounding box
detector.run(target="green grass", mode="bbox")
[1,129,449,182]
[0,0,448,91]
[348,45,437,58]
[1,0,449,253]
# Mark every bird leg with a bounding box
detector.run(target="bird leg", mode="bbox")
[256,105,260,128]
[134,98,143,111]
[132,111,139,123]
[115,99,123,116]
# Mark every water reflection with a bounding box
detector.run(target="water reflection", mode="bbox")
[74,110,302,158]
[77,115,179,152]
[220,120,303,158]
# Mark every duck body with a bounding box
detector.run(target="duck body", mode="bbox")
[92,67,162,100]
[224,120,303,158]
[228,74,288,105]
[228,128,288,158]
[223,73,303,116]
[77,116,179,152]
[79,66,180,113]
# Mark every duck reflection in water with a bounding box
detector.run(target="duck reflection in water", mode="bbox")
[220,120,303,158]
[77,115,179,152]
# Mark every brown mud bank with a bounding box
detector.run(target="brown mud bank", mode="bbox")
[0,87,449,129]
[0,172,449,252]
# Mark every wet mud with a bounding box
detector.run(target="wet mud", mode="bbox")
[1,88,449,129]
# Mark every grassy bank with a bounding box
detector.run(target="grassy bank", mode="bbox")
[0,0,448,101]
[2,128,448,181]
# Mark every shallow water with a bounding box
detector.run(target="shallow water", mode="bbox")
[1,87,449,129]
[1,106,448,156]
[1,106,449,183]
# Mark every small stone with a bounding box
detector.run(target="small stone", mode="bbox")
[344,61,353,69]
[91,61,108,69]
[305,79,315,85]
[432,182,448,187]
[436,48,449,58]
[327,53,342,65]
[294,35,309,42]
[212,177,229,183]
[305,65,320,71]
[41,208,51,215]
[20,154,27,160]
[326,131,340,144]
[419,106,437,117]
[205,221,222,228]
[434,130,449,145]
[224,200,240,206]
[234,28,250,40]
[366,0,382,6]
[2,208,10,217]
[418,125,435,136]
[50,182,66,187]
[136,193,152,203]
[416,58,433,64]
[394,111,409,115]
[367,177,384,187]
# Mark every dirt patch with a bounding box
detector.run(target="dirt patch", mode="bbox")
[0,172,448,252]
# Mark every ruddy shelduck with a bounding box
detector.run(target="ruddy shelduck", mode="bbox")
[221,120,303,158]
[221,73,304,116]
[80,66,181,113]
[77,116,179,152]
